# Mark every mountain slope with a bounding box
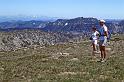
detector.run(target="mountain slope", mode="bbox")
[0,34,124,82]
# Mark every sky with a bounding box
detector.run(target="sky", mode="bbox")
[0,0,124,19]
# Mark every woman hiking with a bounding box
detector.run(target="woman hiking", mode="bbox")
[91,26,99,57]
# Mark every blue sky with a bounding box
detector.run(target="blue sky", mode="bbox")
[0,0,124,19]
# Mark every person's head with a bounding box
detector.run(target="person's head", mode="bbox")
[92,27,97,32]
[99,20,105,26]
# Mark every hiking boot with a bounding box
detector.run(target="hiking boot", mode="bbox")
[94,51,97,53]
[101,60,105,63]
[101,59,107,63]
[96,51,101,54]
[97,58,103,62]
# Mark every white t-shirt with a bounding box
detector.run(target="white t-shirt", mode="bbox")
[99,25,108,40]
[92,31,99,40]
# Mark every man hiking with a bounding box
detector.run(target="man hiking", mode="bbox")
[98,20,108,62]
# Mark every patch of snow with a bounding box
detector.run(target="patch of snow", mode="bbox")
[65,23,68,26]
[33,22,36,25]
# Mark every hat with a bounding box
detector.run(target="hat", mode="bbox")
[99,20,105,23]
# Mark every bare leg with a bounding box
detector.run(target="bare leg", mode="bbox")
[99,45,103,59]
[92,43,96,56]
[93,43,96,51]
[96,44,99,52]
[103,46,106,59]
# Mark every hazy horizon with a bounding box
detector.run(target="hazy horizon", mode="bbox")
[0,0,124,19]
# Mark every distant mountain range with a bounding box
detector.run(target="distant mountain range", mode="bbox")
[0,15,58,22]
[0,17,124,34]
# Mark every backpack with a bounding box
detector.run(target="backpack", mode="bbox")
[107,30,111,41]
[89,36,93,40]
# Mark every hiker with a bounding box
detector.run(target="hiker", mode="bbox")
[98,20,108,62]
[91,26,99,56]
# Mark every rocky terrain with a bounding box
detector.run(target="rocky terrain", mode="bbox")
[0,30,84,51]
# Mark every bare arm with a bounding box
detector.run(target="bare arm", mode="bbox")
[104,31,108,37]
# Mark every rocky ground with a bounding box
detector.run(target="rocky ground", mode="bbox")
[0,30,83,51]
[0,34,124,82]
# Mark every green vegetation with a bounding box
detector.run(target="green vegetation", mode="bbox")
[0,35,124,82]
